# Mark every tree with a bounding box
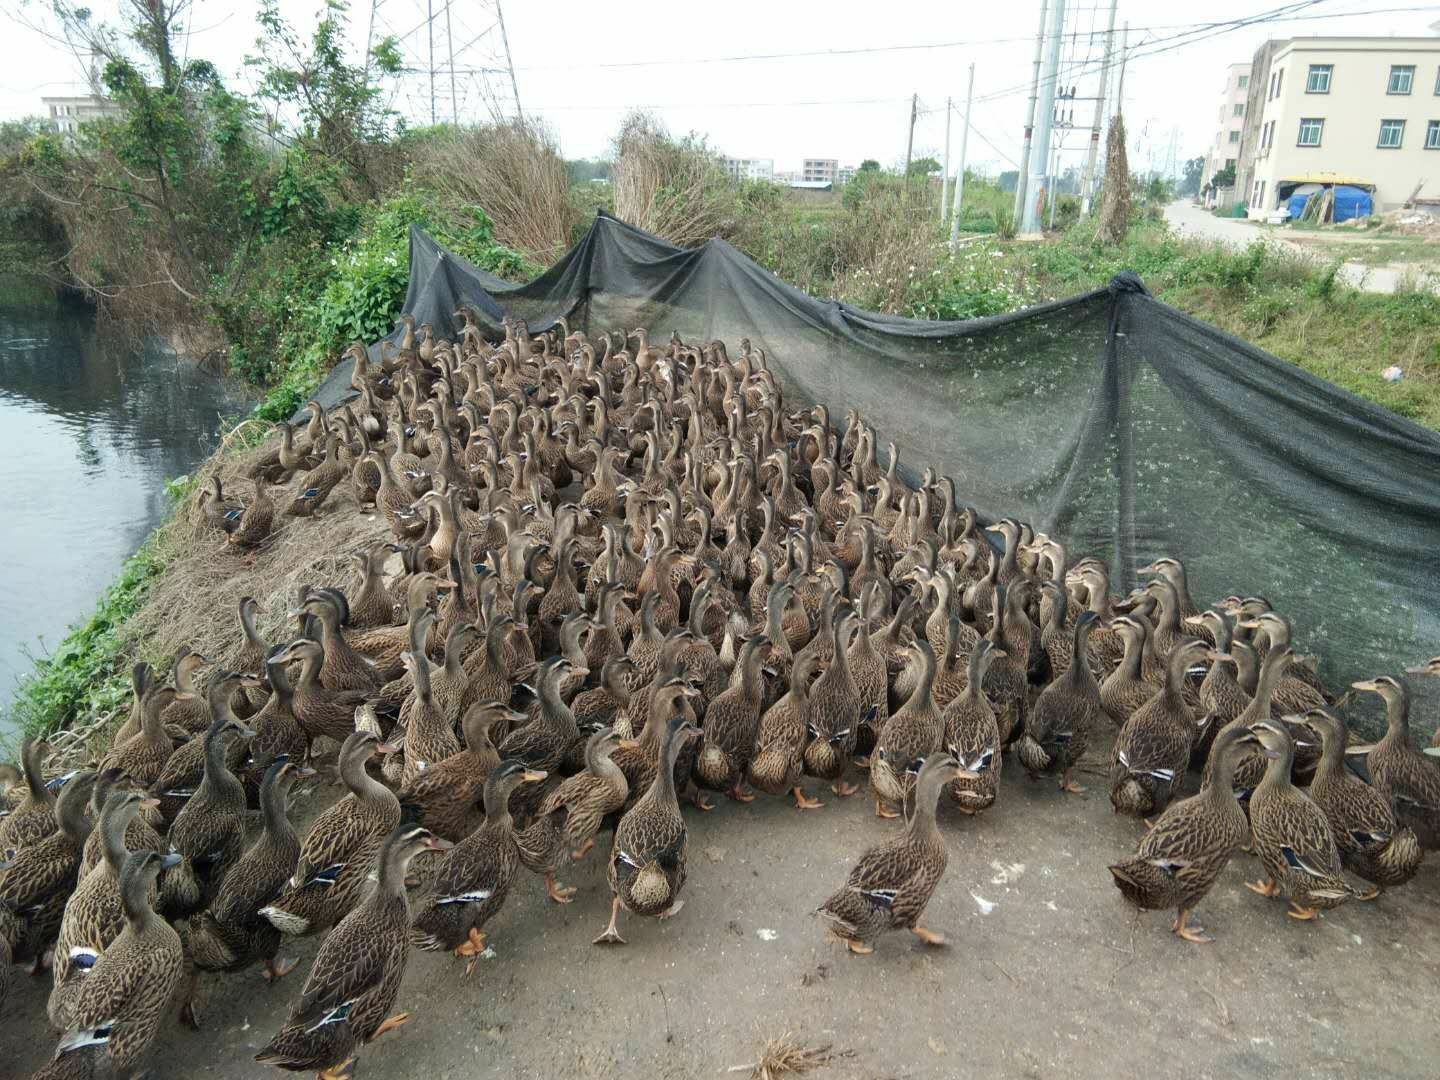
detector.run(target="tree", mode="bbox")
[858,159,881,172]
[906,156,941,177]
[1179,155,1205,197]
[1210,164,1237,191]
[1095,114,1131,245]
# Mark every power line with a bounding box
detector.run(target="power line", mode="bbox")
[509,4,1436,73]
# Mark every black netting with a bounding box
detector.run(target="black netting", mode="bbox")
[306,212,1440,733]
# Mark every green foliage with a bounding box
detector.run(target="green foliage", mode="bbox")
[4,536,167,739]
[907,156,941,177]
[858,159,881,172]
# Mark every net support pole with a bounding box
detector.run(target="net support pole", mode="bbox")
[940,96,952,223]
[1082,0,1118,216]
[1012,0,1050,229]
[949,64,974,249]
[1022,0,1065,235]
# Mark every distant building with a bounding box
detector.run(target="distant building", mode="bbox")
[802,158,839,183]
[773,170,800,183]
[836,164,857,184]
[1202,62,1252,207]
[1237,36,1440,217]
[721,156,775,181]
[42,94,124,138]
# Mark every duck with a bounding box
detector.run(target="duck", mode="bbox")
[1289,708,1421,896]
[37,851,183,1080]
[1350,675,1440,849]
[1109,639,1215,820]
[299,593,383,693]
[803,606,867,800]
[533,727,634,862]
[276,638,370,747]
[1098,616,1161,727]
[164,684,257,911]
[692,633,769,803]
[1245,719,1356,920]
[157,647,212,733]
[397,701,517,842]
[816,753,970,955]
[48,788,157,1031]
[256,825,452,1080]
[0,770,96,970]
[79,769,163,875]
[150,670,259,822]
[260,731,400,937]
[871,639,943,819]
[98,684,182,788]
[1018,611,1102,794]
[748,651,822,809]
[593,710,701,946]
[411,760,546,973]
[941,638,1005,814]
[229,476,277,550]
[1108,723,1261,943]
[0,736,56,853]
[187,758,311,1026]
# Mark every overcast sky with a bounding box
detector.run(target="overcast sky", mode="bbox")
[4,0,1437,178]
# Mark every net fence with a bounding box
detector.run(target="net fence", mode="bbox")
[310,212,1440,734]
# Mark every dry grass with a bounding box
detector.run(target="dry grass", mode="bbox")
[611,111,738,247]
[125,430,388,690]
[731,1032,850,1080]
[411,120,576,263]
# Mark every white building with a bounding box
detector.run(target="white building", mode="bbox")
[1203,62,1252,206]
[721,156,774,181]
[802,158,839,183]
[42,94,124,138]
[1238,36,1440,217]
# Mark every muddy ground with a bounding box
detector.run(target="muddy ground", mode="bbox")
[5,733,1439,1080]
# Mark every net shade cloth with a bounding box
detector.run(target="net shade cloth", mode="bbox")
[308,212,1440,734]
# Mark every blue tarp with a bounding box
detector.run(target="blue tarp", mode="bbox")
[1287,185,1373,223]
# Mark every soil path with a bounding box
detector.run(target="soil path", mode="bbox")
[5,733,1438,1079]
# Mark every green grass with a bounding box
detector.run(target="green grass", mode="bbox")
[993,222,1440,430]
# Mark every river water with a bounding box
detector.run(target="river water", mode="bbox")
[0,299,253,739]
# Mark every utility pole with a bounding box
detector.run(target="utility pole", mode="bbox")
[427,0,436,125]
[940,96,952,222]
[949,63,975,248]
[444,0,457,124]
[1022,0,1066,234]
[904,93,918,176]
[1081,0,1118,215]
[1013,0,1050,227]
[1115,21,1129,121]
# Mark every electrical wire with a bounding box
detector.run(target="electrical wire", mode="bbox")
[508,4,1437,73]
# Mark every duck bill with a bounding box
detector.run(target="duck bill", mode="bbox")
[521,769,548,783]
[422,836,455,852]
[1350,679,1380,692]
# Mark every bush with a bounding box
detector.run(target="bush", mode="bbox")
[611,111,739,246]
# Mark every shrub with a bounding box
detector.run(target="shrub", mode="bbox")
[611,111,739,246]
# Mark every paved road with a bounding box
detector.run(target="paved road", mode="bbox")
[1163,200,1412,294]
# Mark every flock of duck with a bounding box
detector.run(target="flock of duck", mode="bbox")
[2,311,1438,1079]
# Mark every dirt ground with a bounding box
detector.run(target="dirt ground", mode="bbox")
[5,730,1439,1080]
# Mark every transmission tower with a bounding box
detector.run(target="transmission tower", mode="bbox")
[364,0,523,126]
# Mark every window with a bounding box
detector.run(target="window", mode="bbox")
[1268,72,1277,99]
[1297,117,1323,146]
[1238,75,1249,89]
[1306,64,1332,93]
[1225,158,1236,170]
[1234,103,1245,116]
[1428,120,1440,149]
[1389,65,1415,94]
[1435,66,1440,94]
[1275,68,1284,96]
[1228,130,1240,144]
[1258,181,1266,209]
[1378,119,1405,148]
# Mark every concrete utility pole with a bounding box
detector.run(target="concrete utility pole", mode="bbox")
[1081,0,1118,215]
[949,63,975,248]
[904,93,918,175]
[444,0,457,124]
[1116,21,1130,120]
[427,0,437,125]
[1022,0,1066,234]
[1013,0,1050,227]
[940,96,952,222]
